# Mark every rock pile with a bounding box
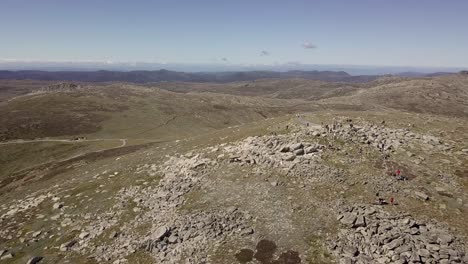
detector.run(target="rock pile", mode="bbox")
[316,120,452,154]
[1,194,49,219]
[38,82,82,93]
[330,205,467,264]
[222,135,345,183]
[223,135,325,167]
[87,153,253,263]
[143,208,252,263]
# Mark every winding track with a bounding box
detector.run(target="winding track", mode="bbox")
[0,138,127,147]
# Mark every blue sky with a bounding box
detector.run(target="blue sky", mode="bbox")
[1,0,467,68]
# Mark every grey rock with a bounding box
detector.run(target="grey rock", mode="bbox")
[353,215,366,228]
[241,228,254,236]
[26,256,43,264]
[290,143,303,151]
[109,231,119,239]
[392,259,406,264]
[227,206,237,214]
[426,244,440,252]
[438,234,453,244]
[409,227,419,235]
[60,240,76,251]
[448,249,459,257]
[364,208,376,215]
[279,146,290,152]
[395,245,411,254]
[304,146,318,154]
[283,153,296,161]
[0,253,13,260]
[418,248,430,258]
[376,256,389,263]
[343,245,358,257]
[339,257,353,264]
[79,232,90,239]
[340,213,357,226]
[414,191,429,201]
[168,234,178,244]
[385,238,403,250]
[153,226,169,241]
[410,252,421,262]
[293,148,305,155]
[32,231,42,238]
[52,202,63,210]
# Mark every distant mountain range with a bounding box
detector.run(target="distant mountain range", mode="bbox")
[0,61,465,75]
[0,69,459,84]
[0,70,380,83]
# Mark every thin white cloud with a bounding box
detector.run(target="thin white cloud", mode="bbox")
[302,42,317,49]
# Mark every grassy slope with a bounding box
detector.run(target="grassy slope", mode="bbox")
[0,83,315,141]
[0,140,120,177]
[320,74,468,117]
[153,79,363,100]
